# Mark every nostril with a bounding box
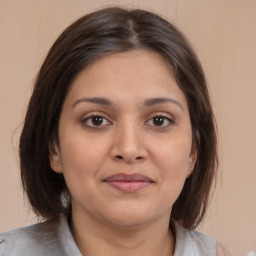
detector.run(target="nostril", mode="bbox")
[115,155,145,162]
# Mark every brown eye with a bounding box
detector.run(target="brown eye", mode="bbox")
[153,117,164,126]
[147,116,173,127]
[91,116,103,126]
[83,116,111,127]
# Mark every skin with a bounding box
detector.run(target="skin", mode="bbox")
[217,243,232,256]
[49,49,198,256]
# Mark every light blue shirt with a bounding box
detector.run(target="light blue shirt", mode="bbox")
[0,215,216,255]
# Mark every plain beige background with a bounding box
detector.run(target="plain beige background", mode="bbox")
[0,0,255,255]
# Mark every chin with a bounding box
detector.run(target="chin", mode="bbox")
[100,204,164,229]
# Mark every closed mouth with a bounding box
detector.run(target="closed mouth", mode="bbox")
[103,173,154,193]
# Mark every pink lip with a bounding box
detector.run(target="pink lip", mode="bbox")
[103,173,153,193]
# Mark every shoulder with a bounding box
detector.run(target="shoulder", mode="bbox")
[0,220,63,256]
[173,221,216,256]
[216,242,232,256]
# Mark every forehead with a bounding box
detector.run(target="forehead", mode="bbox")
[64,49,187,108]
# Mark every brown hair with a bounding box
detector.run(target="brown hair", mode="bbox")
[19,7,217,230]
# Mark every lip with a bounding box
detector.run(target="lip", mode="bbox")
[103,173,154,193]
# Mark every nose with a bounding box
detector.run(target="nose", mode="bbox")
[110,122,148,164]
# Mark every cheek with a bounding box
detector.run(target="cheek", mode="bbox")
[59,139,107,205]
[152,138,192,192]
[154,139,191,173]
[157,156,189,208]
[59,134,108,183]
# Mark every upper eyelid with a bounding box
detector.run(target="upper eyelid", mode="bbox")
[83,115,110,121]
[146,115,174,124]
[146,112,175,121]
[81,112,112,120]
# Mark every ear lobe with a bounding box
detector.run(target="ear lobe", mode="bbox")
[187,142,198,178]
[189,144,198,167]
[49,141,62,173]
[189,130,200,167]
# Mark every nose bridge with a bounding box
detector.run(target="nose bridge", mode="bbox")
[111,118,147,163]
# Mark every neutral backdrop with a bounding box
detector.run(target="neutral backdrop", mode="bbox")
[0,1,255,256]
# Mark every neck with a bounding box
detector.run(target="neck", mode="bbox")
[70,211,175,256]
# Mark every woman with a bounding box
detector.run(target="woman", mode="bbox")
[0,7,229,256]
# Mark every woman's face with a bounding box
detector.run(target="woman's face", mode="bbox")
[50,50,197,228]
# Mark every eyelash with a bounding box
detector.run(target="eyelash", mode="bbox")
[82,114,174,128]
[146,115,174,128]
[82,115,112,127]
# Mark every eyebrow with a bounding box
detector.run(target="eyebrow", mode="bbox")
[72,96,183,111]
[144,97,183,110]
[72,97,113,108]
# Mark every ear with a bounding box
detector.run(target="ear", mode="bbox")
[49,141,62,173]
[188,143,197,167]
[187,145,197,178]
[187,132,199,177]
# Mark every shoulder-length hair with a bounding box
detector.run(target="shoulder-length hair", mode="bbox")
[20,7,217,230]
